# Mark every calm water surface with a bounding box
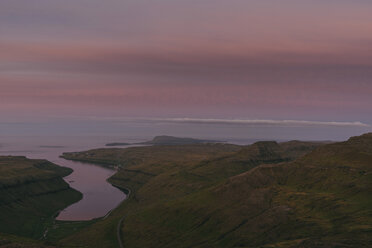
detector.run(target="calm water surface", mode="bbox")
[0,136,137,221]
[0,134,258,220]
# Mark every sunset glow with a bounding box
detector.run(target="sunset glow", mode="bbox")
[1,0,371,136]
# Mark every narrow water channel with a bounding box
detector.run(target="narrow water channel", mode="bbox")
[0,137,127,221]
[54,156,126,221]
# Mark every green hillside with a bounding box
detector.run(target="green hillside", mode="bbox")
[8,134,368,247]
[0,156,82,240]
[59,139,329,247]
[0,232,55,248]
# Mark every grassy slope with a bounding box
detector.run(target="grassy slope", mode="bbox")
[60,140,325,247]
[114,134,371,247]
[0,232,55,248]
[0,156,82,240]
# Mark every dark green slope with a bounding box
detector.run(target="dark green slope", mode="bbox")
[123,133,371,247]
[59,140,325,247]
[0,232,55,248]
[0,156,82,239]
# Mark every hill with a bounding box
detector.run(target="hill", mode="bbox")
[3,134,369,247]
[105,135,223,147]
[105,142,131,146]
[141,135,223,145]
[60,139,327,247]
[0,156,82,240]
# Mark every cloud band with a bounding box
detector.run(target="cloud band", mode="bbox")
[137,118,370,127]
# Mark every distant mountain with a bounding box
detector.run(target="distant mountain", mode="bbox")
[105,135,223,147]
[140,135,223,145]
[105,142,131,146]
[39,145,66,148]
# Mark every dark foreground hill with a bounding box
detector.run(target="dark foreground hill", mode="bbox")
[0,156,82,241]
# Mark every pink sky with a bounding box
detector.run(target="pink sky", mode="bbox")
[1,0,372,126]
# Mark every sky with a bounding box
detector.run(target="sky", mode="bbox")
[0,0,371,139]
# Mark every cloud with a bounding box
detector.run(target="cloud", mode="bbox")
[136,118,370,128]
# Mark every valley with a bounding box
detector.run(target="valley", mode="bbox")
[1,134,371,247]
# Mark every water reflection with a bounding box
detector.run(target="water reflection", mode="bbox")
[0,136,128,221]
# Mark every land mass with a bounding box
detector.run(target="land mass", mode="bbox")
[105,143,131,146]
[105,135,223,147]
[62,137,363,248]
[4,134,372,248]
[39,145,66,148]
[0,156,82,241]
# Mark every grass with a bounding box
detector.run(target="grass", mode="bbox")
[0,156,82,240]
[59,140,327,247]
[0,232,55,248]
[45,219,99,244]
[4,134,371,247]
[0,156,72,186]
